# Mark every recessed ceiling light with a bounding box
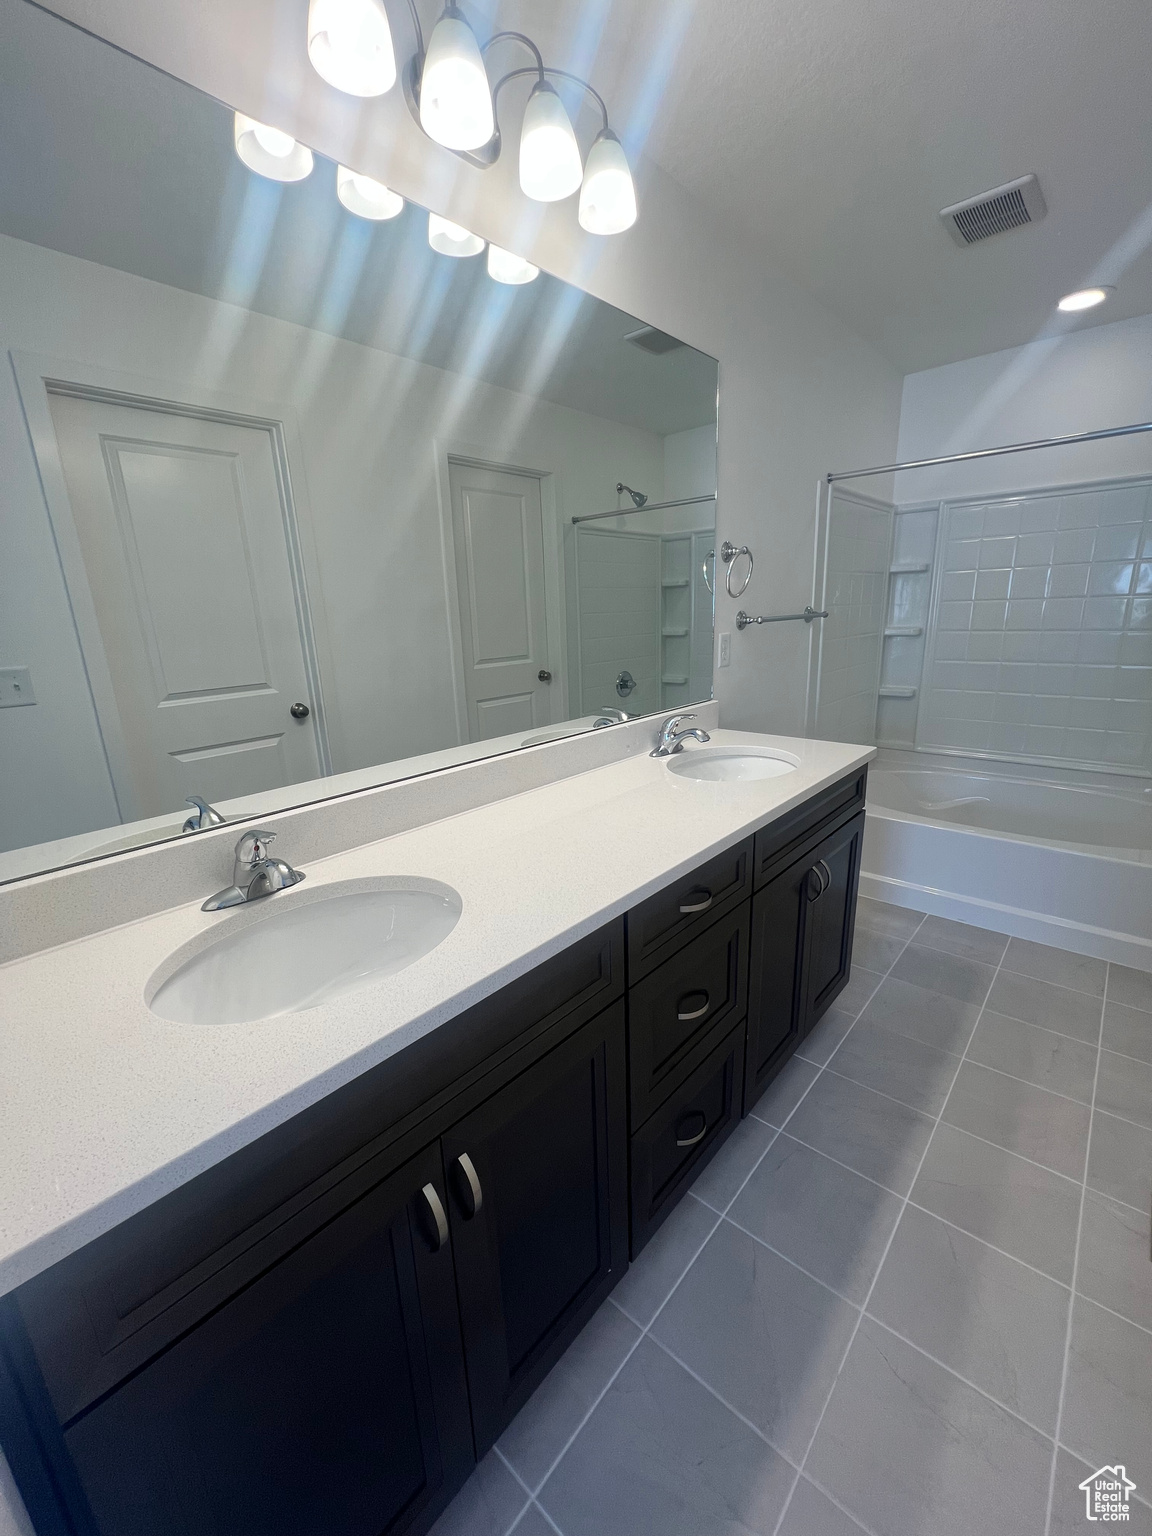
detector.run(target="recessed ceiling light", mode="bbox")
[1057,287,1112,313]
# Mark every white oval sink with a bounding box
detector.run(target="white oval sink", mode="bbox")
[666,747,800,783]
[148,880,461,1026]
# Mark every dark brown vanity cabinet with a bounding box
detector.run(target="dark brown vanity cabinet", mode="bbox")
[59,1144,473,1536]
[0,768,868,1536]
[443,1003,627,1455]
[745,805,866,1111]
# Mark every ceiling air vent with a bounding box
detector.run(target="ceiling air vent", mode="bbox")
[940,174,1047,246]
[624,325,685,355]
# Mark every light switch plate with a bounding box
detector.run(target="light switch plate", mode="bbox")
[0,667,36,706]
[717,631,731,669]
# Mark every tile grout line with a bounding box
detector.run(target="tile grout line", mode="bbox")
[1042,963,1108,1536]
[511,911,929,1514]
[704,1196,1068,1442]
[768,928,1011,1536]
[811,1062,1091,1188]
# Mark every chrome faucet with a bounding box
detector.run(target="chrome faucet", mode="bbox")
[202,830,305,912]
[182,795,226,833]
[651,713,712,757]
[593,707,631,728]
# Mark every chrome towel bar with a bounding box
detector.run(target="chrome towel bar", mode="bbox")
[736,606,828,629]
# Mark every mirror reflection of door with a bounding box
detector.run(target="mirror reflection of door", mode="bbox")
[447,460,553,742]
[46,391,325,819]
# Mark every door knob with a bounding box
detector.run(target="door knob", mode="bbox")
[538,670,552,683]
[290,702,310,719]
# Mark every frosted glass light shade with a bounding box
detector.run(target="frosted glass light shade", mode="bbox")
[578,130,637,234]
[337,165,404,219]
[307,0,396,96]
[419,7,494,151]
[428,212,485,257]
[234,113,315,181]
[487,244,539,285]
[519,82,583,202]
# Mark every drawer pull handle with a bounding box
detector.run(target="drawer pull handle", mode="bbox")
[421,1183,449,1251]
[679,890,714,915]
[455,1153,484,1218]
[677,991,710,1022]
[675,1110,709,1148]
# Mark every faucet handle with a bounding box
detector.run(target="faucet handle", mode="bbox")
[234,829,276,870]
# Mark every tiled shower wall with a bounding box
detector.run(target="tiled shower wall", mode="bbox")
[918,478,1152,772]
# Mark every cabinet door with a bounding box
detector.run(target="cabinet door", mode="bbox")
[745,853,812,1110]
[744,811,865,1113]
[62,1144,473,1536]
[443,1002,628,1454]
[804,810,865,1022]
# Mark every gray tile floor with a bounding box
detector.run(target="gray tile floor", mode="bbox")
[432,901,1152,1536]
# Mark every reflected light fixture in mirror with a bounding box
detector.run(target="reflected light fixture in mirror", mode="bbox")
[307,0,396,96]
[233,114,315,181]
[428,211,485,256]
[1057,286,1112,312]
[486,244,539,284]
[336,164,404,219]
[579,131,638,234]
[419,4,494,151]
[519,81,583,202]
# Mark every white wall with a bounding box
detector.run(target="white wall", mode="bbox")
[0,231,667,854]
[895,311,1152,503]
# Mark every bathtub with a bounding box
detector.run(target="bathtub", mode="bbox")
[862,748,1152,970]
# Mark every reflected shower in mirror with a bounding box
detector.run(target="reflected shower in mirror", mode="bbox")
[0,0,717,883]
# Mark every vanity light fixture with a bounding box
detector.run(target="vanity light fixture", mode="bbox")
[428,211,485,256]
[337,165,405,218]
[308,0,396,96]
[301,4,638,232]
[1057,286,1112,313]
[519,80,583,202]
[487,244,539,284]
[418,4,494,151]
[233,113,315,181]
[579,129,637,234]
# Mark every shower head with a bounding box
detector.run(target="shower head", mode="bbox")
[616,482,648,508]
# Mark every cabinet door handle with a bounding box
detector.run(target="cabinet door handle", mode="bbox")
[679,889,713,915]
[817,859,832,892]
[675,1110,709,1147]
[420,1183,449,1251]
[677,991,710,1022]
[455,1153,484,1218]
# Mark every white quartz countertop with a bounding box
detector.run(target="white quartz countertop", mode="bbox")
[0,730,872,1295]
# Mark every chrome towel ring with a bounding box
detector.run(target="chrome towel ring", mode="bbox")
[703,540,755,598]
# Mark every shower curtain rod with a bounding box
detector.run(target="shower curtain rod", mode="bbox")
[571,493,716,525]
[826,419,1152,484]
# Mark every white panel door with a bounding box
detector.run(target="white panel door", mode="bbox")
[47,393,323,817]
[448,461,552,741]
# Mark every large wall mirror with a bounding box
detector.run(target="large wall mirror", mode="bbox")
[0,0,717,883]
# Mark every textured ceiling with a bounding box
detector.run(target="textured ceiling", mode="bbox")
[470,0,1152,373]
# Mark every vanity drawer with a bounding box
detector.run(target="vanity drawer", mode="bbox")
[630,1020,745,1256]
[627,905,749,1126]
[627,837,753,981]
[754,768,867,889]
